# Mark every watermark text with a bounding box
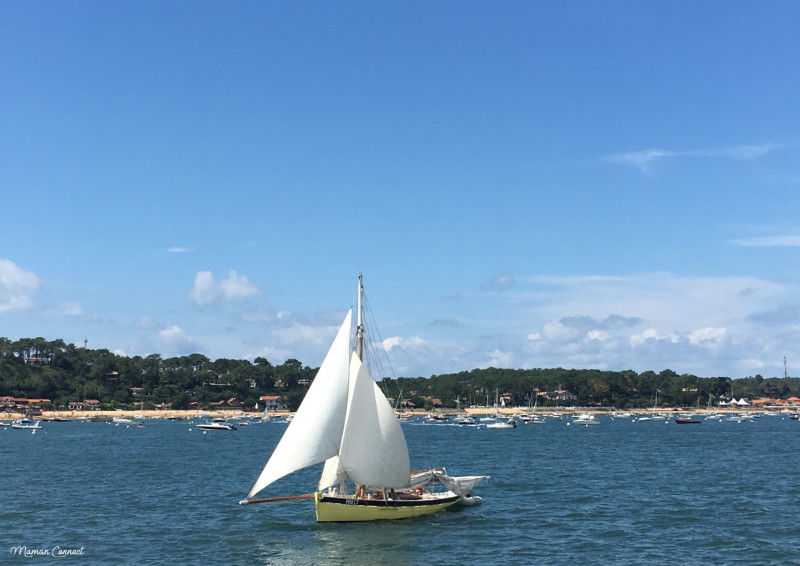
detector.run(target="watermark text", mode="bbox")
[9,546,85,559]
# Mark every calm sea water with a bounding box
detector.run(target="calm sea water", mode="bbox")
[2,415,799,565]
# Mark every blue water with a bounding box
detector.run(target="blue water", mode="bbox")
[2,416,799,565]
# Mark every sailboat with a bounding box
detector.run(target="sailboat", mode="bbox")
[520,391,545,424]
[486,390,517,429]
[240,275,489,522]
[636,389,664,422]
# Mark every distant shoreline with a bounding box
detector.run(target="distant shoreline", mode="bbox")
[2,405,794,421]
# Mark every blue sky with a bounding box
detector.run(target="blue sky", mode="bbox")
[2,1,799,379]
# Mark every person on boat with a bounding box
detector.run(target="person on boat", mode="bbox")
[355,483,366,499]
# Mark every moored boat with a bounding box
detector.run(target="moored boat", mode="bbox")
[572,413,600,426]
[197,422,237,431]
[11,418,42,429]
[486,417,517,429]
[674,416,701,424]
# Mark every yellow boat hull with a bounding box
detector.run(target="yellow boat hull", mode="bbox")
[314,492,461,522]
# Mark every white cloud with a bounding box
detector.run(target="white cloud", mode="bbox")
[159,325,190,342]
[188,270,261,307]
[629,328,678,347]
[157,325,202,354]
[587,330,608,341]
[717,144,776,160]
[0,258,40,313]
[512,273,792,376]
[688,327,727,345]
[382,335,425,351]
[480,272,514,292]
[132,315,161,329]
[167,246,193,253]
[603,142,785,173]
[733,235,800,247]
[604,148,676,172]
[54,302,84,317]
[483,349,513,368]
[276,323,341,346]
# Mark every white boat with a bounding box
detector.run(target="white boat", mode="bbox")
[520,394,546,424]
[486,417,517,429]
[11,418,42,429]
[260,406,271,423]
[197,422,237,431]
[520,414,546,424]
[112,417,134,425]
[240,275,489,522]
[486,390,516,429]
[637,390,665,422]
[572,414,600,426]
[725,414,753,423]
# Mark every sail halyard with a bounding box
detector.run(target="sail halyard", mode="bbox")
[247,311,352,498]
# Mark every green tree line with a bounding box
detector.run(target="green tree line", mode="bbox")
[2,337,799,410]
[0,337,315,411]
[381,367,800,410]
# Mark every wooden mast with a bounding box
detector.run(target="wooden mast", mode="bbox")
[356,273,364,362]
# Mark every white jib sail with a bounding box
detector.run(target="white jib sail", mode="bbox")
[338,353,411,489]
[247,311,352,498]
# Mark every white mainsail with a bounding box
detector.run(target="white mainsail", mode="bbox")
[247,311,352,498]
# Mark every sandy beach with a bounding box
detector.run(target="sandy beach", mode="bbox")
[3,405,792,421]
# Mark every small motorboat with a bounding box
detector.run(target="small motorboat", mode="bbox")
[12,419,42,429]
[572,414,600,426]
[674,416,701,424]
[197,422,237,431]
[486,417,517,429]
